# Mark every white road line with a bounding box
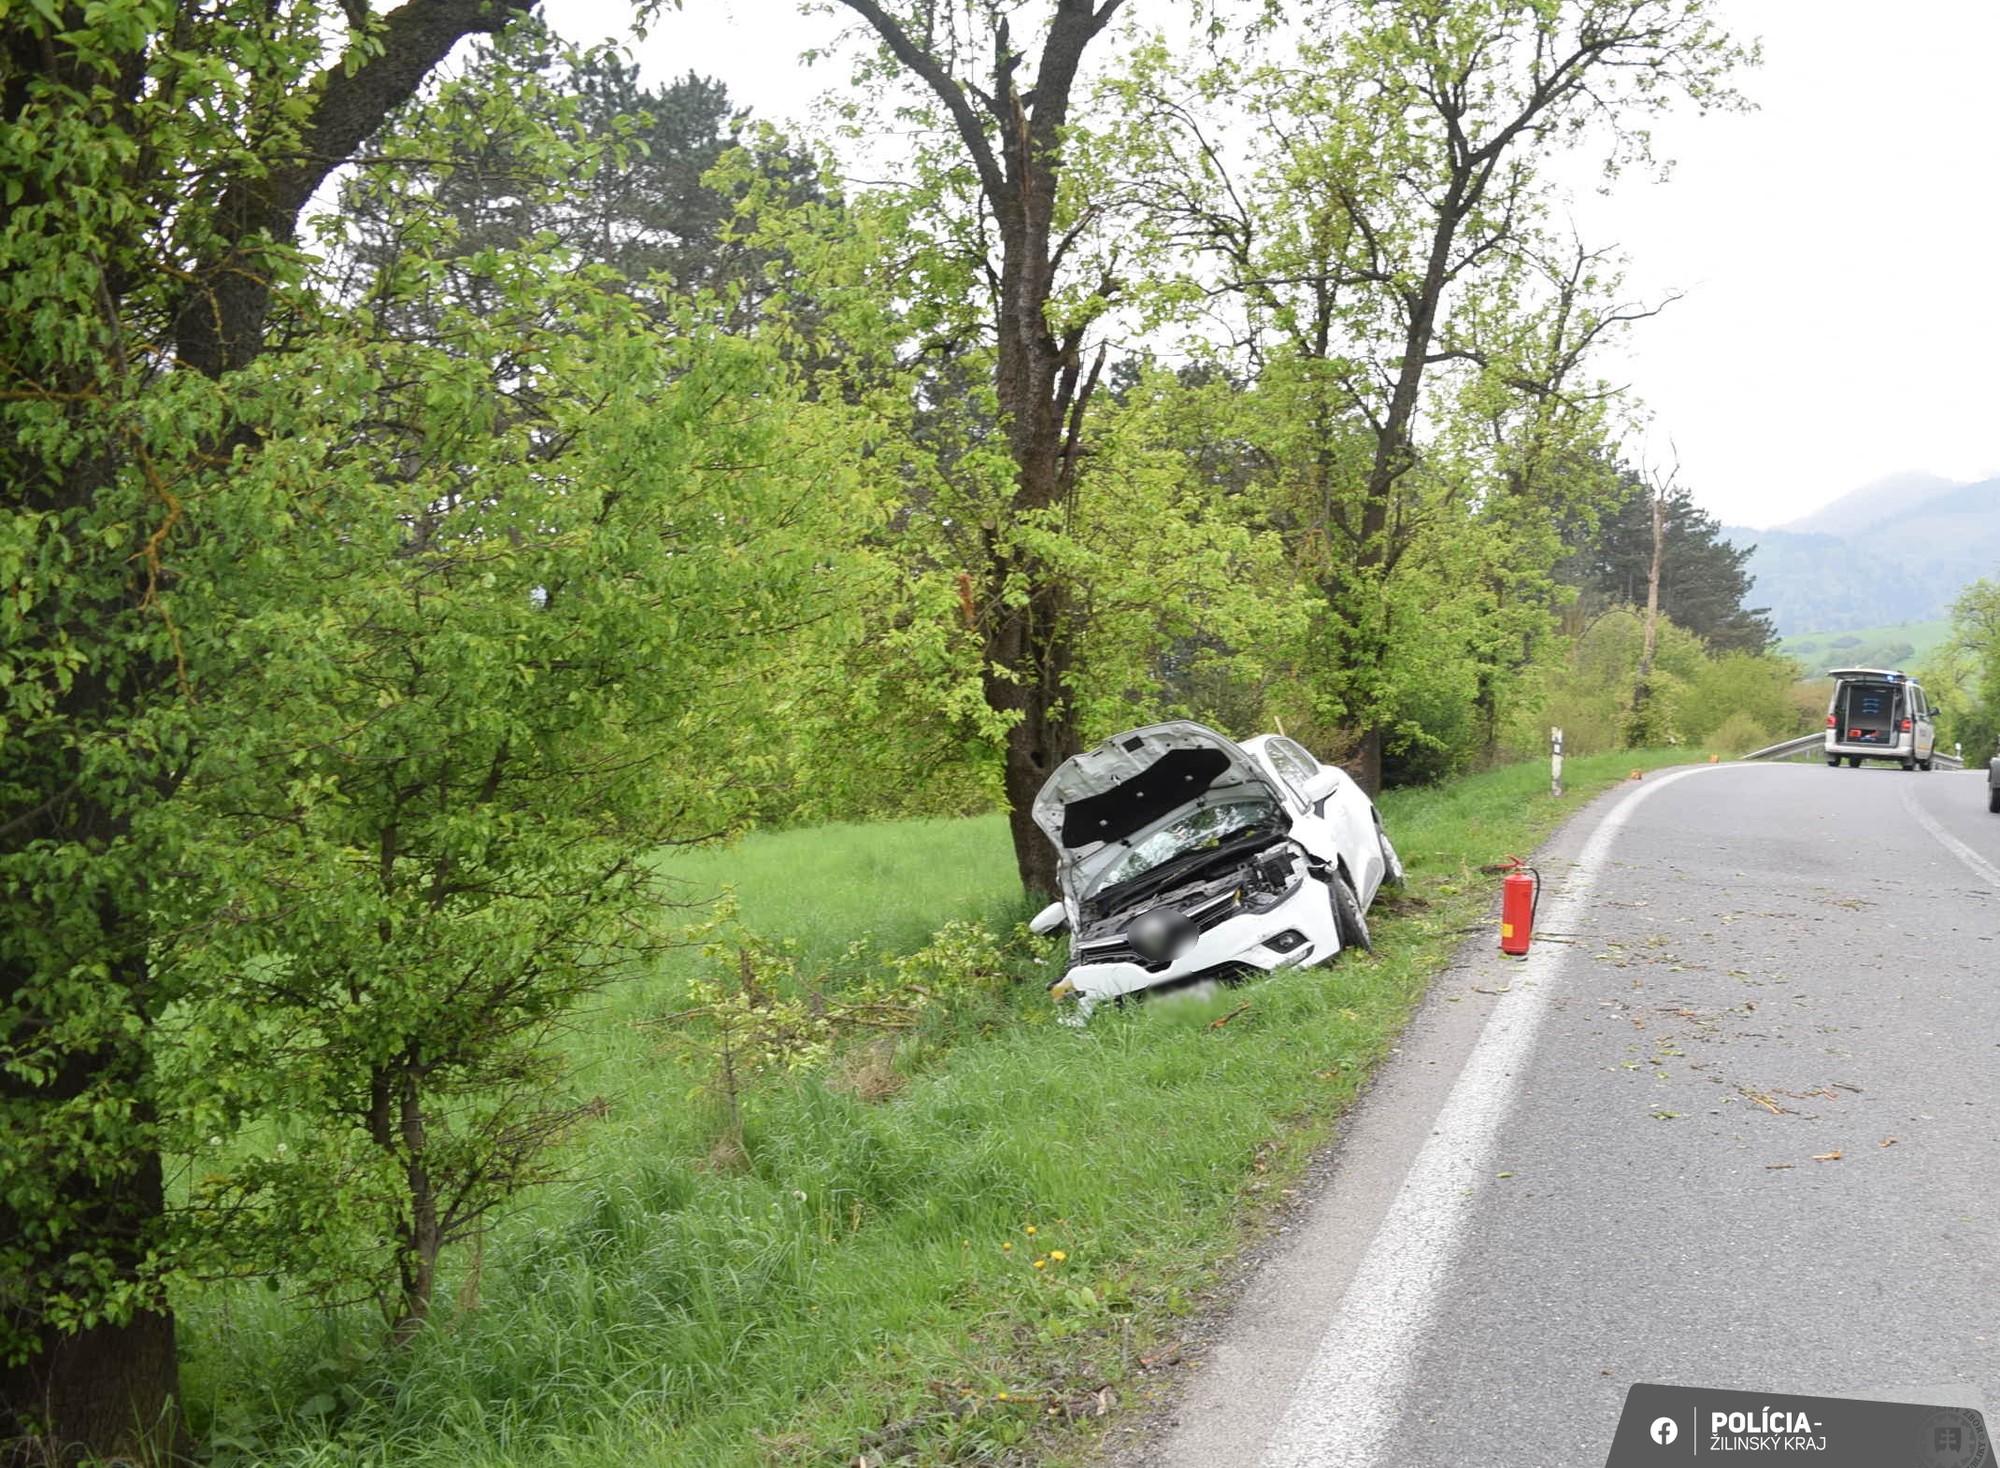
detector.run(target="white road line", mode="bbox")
[1902,784,2000,892]
[1258,765,1721,1468]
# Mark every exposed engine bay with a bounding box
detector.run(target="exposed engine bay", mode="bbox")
[1071,831,1312,970]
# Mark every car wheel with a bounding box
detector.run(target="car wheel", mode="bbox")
[1825,756,1839,768]
[1376,822,1406,887]
[1919,757,1933,771]
[1989,785,2000,814]
[1847,756,1861,768]
[1330,869,1371,955]
[1903,758,1917,772]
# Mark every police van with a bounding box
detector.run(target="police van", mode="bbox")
[1824,668,1935,770]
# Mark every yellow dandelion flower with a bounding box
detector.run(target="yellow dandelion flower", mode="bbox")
[997,1392,1009,1401]
[1033,1259,1047,1269]
[1024,1225,1037,1235]
[1002,1241,1012,1251]
[1049,1250,1066,1261]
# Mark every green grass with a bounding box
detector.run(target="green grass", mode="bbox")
[177,747,1703,1468]
[1779,619,1951,676]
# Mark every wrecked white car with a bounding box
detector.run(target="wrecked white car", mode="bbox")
[1030,721,1401,1016]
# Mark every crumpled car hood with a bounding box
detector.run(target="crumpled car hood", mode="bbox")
[1032,721,1289,899]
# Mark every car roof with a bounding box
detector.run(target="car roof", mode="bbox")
[1827,667,1918,682]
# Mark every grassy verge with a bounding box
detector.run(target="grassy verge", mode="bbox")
[179,748,1702,1467]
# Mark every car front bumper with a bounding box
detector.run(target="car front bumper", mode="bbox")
[1053,876,1343,1012]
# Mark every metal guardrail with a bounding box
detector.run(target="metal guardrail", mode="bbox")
[1740,734,1822,762]
[1740,733,1963,770]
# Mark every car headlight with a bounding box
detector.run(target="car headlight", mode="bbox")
[1126,906,1199,963]
[1242,843,1305,912]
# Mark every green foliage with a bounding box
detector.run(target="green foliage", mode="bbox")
[1924,580,2000,757]
[328,29,826,326]
[1,0,441,1392]
[1059,368,1316,742]
[1560,472,1776,653]
[1092,1,1749,783]
[1675,651,1812,748]
[153,66,868,1327]
[3,2,873,1408]
[1509,609,1809,760]
[661,897,967,1166]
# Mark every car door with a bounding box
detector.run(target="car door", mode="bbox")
[1915,684,1937,760]
[1272,738,1382,901]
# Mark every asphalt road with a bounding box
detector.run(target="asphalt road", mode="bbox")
[1107,761,2000,1468]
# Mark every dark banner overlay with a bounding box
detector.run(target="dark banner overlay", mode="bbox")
[1606,1382,1991,1467]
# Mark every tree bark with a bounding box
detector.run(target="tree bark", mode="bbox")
[390,1070,441,1344]
[1,1263,181,1465]
[835,0,1120,899]
[1629,484,1666,743]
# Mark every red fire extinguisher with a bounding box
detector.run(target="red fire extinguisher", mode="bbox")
[1498,856,1539,956]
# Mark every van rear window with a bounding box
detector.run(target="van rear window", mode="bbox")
[1845,684,1896,718]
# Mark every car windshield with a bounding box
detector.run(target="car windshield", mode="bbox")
[1100,799,1276,887]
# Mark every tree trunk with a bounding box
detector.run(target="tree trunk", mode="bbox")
[1336,192,1470,795]
[1630,487,1666,744]
[993,615,1078,898]
[0,466,187,1462]
[1349,726,1384,795]
[390,1070,441,1345]
[985,252,1082,897]
[0,1285,181,1465]
[831,0,1119,899]
[0,1149,183,1463]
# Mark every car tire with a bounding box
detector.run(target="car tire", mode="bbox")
[1330,869,1371,955]
[1825,756,1839,768]
[1376,822,1406,887]
[1847,756,1861,768]
[1903,758,1916,772]
[1988,784,2000,814]
[1919,757,1933,771]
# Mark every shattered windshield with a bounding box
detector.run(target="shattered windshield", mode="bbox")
[1101,799,1277,887]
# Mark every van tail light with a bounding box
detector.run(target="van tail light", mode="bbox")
[1826,714,1836,727]
[1901,718,1913,731]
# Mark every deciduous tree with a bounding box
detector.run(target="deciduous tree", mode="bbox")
[1125,0,1750,786]
[825,0,1130,896]
[1561,470,1777,654]
[0,0,553,1452]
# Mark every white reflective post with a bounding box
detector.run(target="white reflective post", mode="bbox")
[1551,726,1564,798]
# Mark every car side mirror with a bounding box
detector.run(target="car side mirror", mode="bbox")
[1029,901,1068,936]
[1298,770,1340,806]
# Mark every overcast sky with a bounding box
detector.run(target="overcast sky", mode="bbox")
[545,0,2000,530]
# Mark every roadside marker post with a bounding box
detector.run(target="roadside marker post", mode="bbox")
[1551,726,1564,799]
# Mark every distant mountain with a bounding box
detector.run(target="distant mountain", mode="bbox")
[1723,474,2000,635]
[1777,472,1961,537]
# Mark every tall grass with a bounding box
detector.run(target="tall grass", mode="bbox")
[178,749,1699,1467]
